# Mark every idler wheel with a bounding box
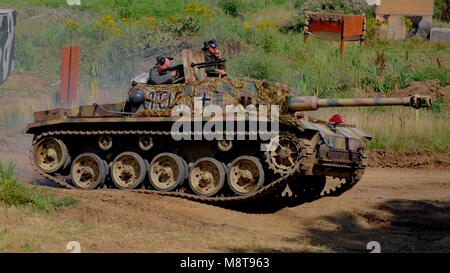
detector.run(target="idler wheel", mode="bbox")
[32,137,70,173]
[148,153,187,191]
[70,153,107,189]
[111,152,147,189]
[189,158,225,197]
[227,156,264,196]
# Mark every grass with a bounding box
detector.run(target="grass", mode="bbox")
[312,107,450,151]
[433,19,450,28]
[0,161,78,213]
[6,1,449,95]
[0,199,328,252]
[230,36,450,97]
[0,204,102,252]
[0,94,56,132]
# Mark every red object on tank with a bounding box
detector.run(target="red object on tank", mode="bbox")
[329,114,343,124]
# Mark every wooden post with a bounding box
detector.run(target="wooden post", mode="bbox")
[340,20,345,62]
[60,47,70,104]
[60,46,80,106]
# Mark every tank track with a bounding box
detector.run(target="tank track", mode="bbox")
[29,130,365,205]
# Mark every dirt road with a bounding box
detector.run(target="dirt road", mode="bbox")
[0,133,449,252]
[5,168,443,253]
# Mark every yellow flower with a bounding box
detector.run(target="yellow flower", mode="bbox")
[167,16,178,24]
[256,19,276,30]
[64,18,80,32]
[95,15,122,35]
[243,22,252,30]
[121,17,131,24]
[96,15,117,29]
[140,16,158,30]
[185,2,212,19]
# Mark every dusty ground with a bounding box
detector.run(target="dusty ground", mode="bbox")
[0,167,448,253]
[0,131,449,253]
[368,149,450,169]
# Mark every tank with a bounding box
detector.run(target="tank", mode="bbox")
[24,49,432,204]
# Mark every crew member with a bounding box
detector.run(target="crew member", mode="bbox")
[201,39,227,77]
[147,55,184,85]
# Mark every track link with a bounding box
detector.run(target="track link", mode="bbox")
[30,130,295,204]
[29,130,365,205]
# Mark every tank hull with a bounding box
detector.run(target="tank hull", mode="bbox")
[27,116,367,204]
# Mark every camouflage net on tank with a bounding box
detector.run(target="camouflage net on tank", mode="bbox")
[129,83,191,117]
[127,77,302,129]
[191,77,292,110]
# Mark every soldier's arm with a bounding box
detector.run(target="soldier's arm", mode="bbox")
[148,69,176,84]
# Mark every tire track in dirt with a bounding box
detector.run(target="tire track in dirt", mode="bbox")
[36,168,450,252]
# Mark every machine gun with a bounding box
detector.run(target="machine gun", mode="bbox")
[165,60,227,83]
[191,59,226,69]
[165,64,185,72]
[165,60,226,72]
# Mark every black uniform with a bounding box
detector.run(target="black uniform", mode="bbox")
[201,50,226,77]
[147,64,184,85]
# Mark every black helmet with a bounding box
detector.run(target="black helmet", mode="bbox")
[203,39,217,49]
[156,55,174,65]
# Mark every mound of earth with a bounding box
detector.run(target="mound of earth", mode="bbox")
[356,80,449,105]
[368,149,450,169]
[390,80,450,105]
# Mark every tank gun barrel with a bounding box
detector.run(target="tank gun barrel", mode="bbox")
[286,95,432,112]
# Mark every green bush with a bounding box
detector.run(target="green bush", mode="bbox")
[434,0,450,22]
[219,0,241,17]
[429,96,447,113]
[229,51,288,82]
[302,0,372,15]
[161,16,201,37]
[285,0,376,33]
[0,162,78,213]
[410,66,450,86]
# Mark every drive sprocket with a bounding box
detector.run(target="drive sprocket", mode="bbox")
[264,132,304,175]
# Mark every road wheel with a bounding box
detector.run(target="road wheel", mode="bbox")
[189,157,225,197]
[227,156,265,196]
[71,153,107,189]
[32,137,70,173]
[111,152,146,189]
[148,153,187,191]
